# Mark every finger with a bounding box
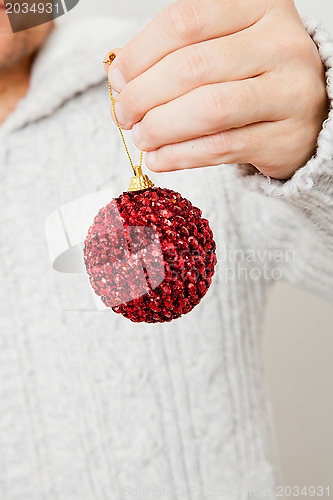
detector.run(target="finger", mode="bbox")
[132,75,288,151]
[108,0,269,91]
[116,24,269,127]
[144,119,300,178]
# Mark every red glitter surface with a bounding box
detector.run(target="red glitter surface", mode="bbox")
[83,187,217,323]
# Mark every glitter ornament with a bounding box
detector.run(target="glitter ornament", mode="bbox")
[83,52,217,323]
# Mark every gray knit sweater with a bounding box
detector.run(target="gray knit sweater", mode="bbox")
[0,16,332,500]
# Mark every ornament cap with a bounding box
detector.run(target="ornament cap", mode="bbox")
[128,165,154,192]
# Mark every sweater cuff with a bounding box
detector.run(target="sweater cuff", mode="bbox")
[236,18,333,200]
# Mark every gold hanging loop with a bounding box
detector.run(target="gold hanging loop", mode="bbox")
[104,52,154,192]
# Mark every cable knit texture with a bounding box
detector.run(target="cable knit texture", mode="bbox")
[0,16,332,500]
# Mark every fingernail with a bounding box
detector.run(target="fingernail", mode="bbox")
[146,151,156,168]
[110,67,126,92]
[114,102,126,126]
[132,123,142,146]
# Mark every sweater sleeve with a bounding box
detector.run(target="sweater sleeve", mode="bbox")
[235,18,333,300]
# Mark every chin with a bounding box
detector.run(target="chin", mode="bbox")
[0,43,13,70]
[0,34,13,54]
[0,10,11,31]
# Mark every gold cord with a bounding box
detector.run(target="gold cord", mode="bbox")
[104,52,143,176]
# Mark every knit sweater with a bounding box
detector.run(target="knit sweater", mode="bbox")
[0,15,332,500]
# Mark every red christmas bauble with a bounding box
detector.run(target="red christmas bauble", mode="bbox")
[84,187,217,323]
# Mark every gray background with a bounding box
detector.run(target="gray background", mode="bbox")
[60,0,333,488]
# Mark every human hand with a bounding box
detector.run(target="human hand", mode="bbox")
[104,0,329,179]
